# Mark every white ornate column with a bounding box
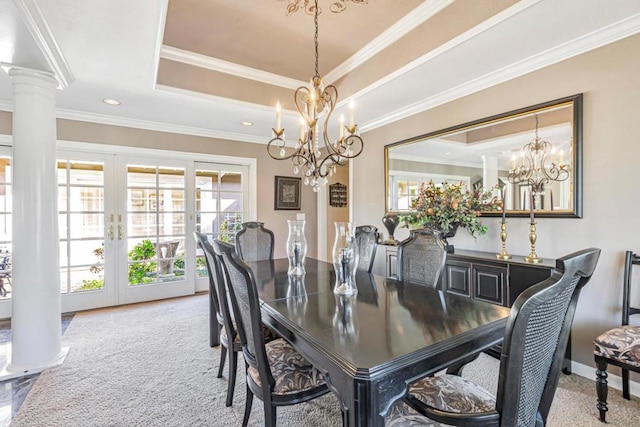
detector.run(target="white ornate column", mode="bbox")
[1,67,67,379]
[482,155,499,190]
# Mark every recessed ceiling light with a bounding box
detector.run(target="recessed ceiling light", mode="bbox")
[444,152,451,155]
[241,121,253,126]
[102,98,121,106]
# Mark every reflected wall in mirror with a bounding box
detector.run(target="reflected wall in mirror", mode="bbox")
[385,94,583,218]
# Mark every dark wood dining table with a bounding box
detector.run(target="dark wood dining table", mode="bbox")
[247,258,511,427]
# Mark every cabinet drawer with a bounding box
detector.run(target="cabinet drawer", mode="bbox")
[473,263,507,306]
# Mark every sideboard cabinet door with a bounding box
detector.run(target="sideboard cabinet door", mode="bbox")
[473,263,507,306]
[443,260,471,297]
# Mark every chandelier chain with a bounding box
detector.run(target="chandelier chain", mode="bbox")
[267,0,365,190]
[314,0,320,79]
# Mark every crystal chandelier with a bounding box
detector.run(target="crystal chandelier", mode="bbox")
[267,0,364,192]
[507,115,570,195]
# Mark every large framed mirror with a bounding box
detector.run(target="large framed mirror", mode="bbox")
[384,94,583,218]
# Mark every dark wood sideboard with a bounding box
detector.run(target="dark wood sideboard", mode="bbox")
[372,245,572,372]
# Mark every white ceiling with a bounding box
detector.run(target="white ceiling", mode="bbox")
[1,0,640,145]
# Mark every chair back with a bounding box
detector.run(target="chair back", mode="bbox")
[496,248,601,426]
[355,225,379,273]
[212,239,274,389]
[235,222,275,262]
[396,229,446,288]
[194,232,236,341]
[622,251,640,326]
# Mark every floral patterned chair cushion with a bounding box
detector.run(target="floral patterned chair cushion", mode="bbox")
[248,338,325,395]
[384,375,495,426]
[594,325,640,368]
[407,374,496,414]
[385,400,447,427]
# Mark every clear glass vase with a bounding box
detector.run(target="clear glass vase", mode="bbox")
[286,219,306,276]
[332,221,359,296]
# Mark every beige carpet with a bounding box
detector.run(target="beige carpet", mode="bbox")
[11,294,640,426]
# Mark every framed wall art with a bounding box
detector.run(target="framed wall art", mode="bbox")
[274,176,301,210]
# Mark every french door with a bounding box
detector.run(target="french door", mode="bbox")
[0,143,254,317]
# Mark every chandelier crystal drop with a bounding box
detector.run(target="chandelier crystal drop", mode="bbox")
[267,0,364,192]
[507,115,570,196]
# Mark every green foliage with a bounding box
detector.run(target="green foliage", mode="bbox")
[402,180,500,238]
[219,213,243,243]
[128,239,157,284]
[79,278,104,291]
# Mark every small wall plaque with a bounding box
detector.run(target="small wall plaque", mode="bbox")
[329,183,347,207]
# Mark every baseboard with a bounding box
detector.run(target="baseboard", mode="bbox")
[571,360,640,398]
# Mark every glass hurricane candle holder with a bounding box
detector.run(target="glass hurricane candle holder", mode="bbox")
[332,222,359,296]
[286,219,307,276]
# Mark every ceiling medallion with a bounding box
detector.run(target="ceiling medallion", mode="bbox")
[278,0,368,15]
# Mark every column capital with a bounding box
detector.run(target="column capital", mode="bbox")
[4,64,57,99]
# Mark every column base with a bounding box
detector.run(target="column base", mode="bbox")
[0,345,69,381]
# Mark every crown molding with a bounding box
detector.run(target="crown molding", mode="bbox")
[56,108,267,144]
[324,0,453,83]
[160,45,305,90]
[13,0,74,89]
[361,10,640,132]
[340,0,540,112]
[0,100,13,112]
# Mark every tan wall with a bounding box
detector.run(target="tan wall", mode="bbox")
[326,165,350,260]
[353,33,640,370]
[0,116,318,259]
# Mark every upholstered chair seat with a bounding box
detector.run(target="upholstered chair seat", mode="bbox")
[247,338,326,395]
[594,250,640,423]
[594,325,640,367]
[385,400,443,427]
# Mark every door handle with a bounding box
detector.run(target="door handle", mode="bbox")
[118,225,123,240]
[108,225,114,240]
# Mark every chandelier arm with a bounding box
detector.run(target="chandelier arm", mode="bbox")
[266,136,304,161]
[316,153,342,178]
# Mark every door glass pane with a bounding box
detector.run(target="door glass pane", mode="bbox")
[195,167,244,278]
[58,159,106,294]
[127,165,186,286]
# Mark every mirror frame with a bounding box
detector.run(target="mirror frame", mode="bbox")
[384,93,583,218]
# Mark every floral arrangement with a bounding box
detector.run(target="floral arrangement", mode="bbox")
[402,180,500,238]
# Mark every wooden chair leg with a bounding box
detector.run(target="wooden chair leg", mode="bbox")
[217,344,227,378]
[595,357,609,423]
[226,348,238,407]
[264,401,277,427]
[622,368,630,400]
[242,384,253,427]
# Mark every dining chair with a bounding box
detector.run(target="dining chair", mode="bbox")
[355,225,379,273]
[593,250,640,423]
[194,232,278,407]
[385,248,601,427]
[396,229,446,288]
[193,232,224,349]
[212,239,331,427]
[235,221,275,262]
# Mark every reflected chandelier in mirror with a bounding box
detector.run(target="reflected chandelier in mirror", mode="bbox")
[384,94,583,218]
